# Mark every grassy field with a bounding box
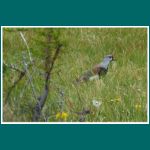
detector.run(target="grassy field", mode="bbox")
[2,27,148,122]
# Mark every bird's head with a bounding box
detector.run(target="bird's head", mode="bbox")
[99,54,115,70]
[103,54,115,62]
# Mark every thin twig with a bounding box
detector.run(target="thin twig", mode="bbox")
[3,62,23,73]
[20,32,37,100]
[22,56,37,101]
[6,72,25,103]
[19,32,32,62]
[5,63,32,103]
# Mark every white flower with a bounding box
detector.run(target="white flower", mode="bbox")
[92,100,102,108]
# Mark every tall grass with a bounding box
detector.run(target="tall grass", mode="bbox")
[3,28,147,122]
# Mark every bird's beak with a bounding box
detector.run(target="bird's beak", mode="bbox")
[112,56,116,61]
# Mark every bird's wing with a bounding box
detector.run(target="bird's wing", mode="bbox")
[92,64,108,76]
[92,64,101,75]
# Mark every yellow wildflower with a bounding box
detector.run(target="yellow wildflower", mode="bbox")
[56,112,69,121]
[61,112,69,121]
[135,104,142,111]
[115,97,121,102]
[110,97,121,103]
[56,112,61,120]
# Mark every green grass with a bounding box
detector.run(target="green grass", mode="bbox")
[3,28,147,122]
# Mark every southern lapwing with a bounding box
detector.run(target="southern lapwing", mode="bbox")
[76,54,114,83]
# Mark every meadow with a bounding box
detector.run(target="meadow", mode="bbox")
[2,27,148,122]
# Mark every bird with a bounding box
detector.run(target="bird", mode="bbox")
[76,54,115,83]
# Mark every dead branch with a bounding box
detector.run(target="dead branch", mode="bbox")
[33,35,62,122]
[3,62,23,73]
[5,62,32,104]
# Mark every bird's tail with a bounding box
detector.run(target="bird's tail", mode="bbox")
[74,70,94,84]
